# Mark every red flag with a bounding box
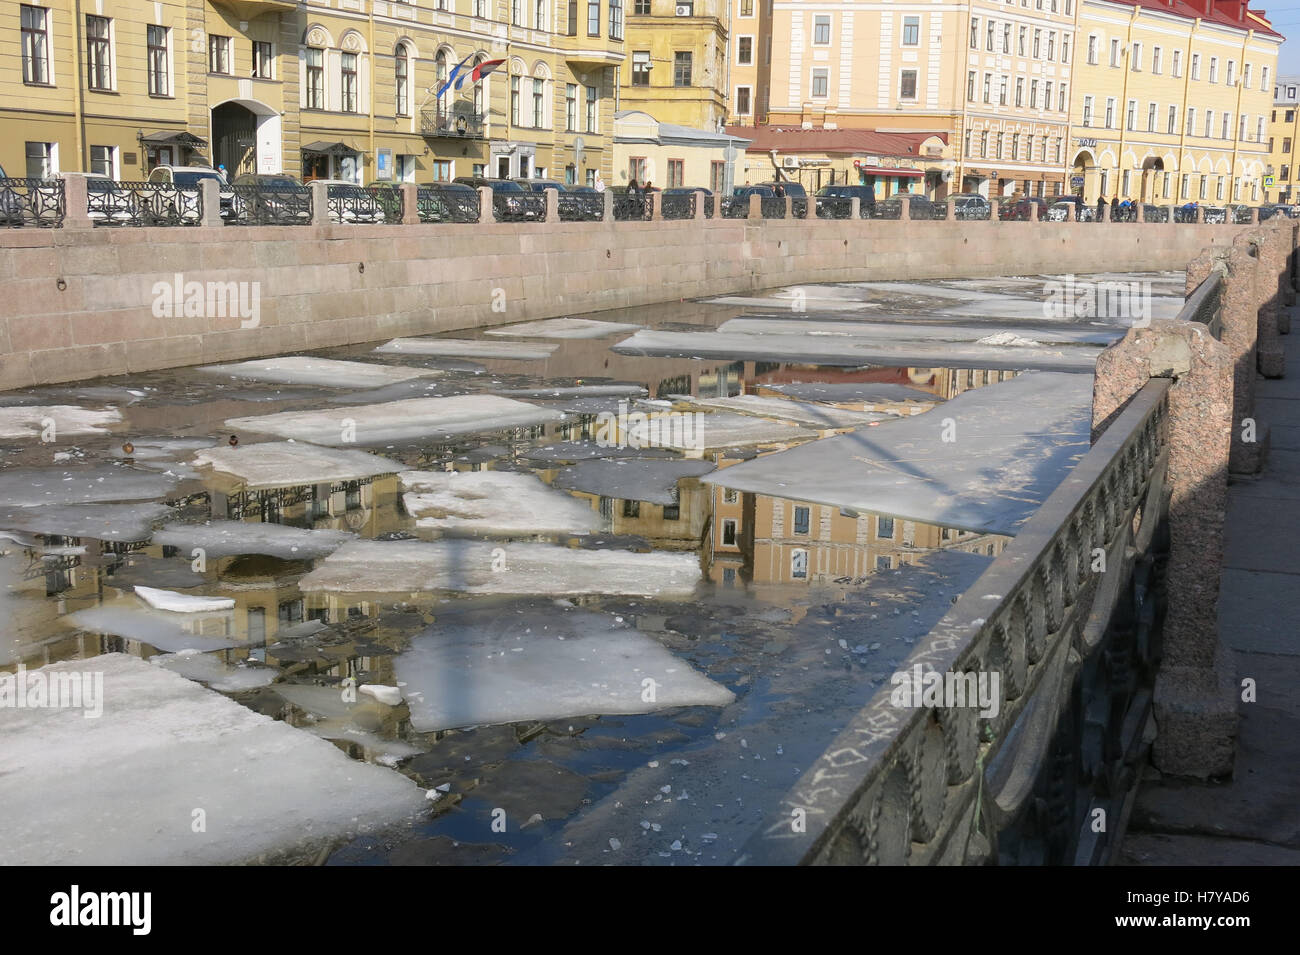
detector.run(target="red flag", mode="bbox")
[469,59,506,84]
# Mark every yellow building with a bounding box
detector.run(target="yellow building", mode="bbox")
[613,109,750,190]
[1067,0,1281,205]
[1,0,625,186]
[1265,75,1300,202]
[620,0,727,130]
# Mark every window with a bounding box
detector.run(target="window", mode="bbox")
[513,0,523,25]
[208,34,230,75]
[1286,137,1293,152]
[814,15,830,45]
[1047,32,1055,60]
[1126,99,1135,130]
[1003,24,1011,54]
[537,0,548,29]
[995,132,1002,159]
[511,76,521,125]
[1105,97,1115,128]
[632,51,650,86]
[667,158,683,187]
[673,51,691,86]
[585,85,597,132]
[979,130,988,157]
[1222,113,1230,139]
[1061,35,1069,64]
[86,15,112,90]
[305,48,324,108]
[147,25,169,96]
[25,141,54,178]
[1131,41,1141,71]
[1209,56,1218,83]
[736,85,751,114]
[1172,49,1181,77]
[967,71,976,101]
[21,5,50,85]
[1110,38,1119,68]
[877,516,894,539]
[1262,66,1269,91]
[475,0,488,15]
[722,519,737,546]
[1001,76,1009,106]
[791,549,808,579]
[1289,111,1296,123]
[1186,107,1195,136]
[253,41,274,79]
[970,18,979,50]
[628,156,646,181]
[903,16,919,46]
[1181,173,1189,198]
[1087,34,1097,65]
[1226,60,1234,85]
[740,0,753,13]
[341,52,358,112]
[636,0,650,11]
[1082,95,1093,127]
[899,69,916,100]
[565,83,577,130]
[987,21,994,52]
[1058,83,1066,112]
[710,160,725,192]
[609,0,623,40]
[1149,46,1161,75]
[1258,117,1265,143]
[1015,77,1024,107]
[876,555,893,572]
[1243,63,1251,87]
[532,77,545,128]
[622,499,640,518]
[89,145,114,177]
[983,72,991,103]
[1168,105,1176,134]
[1284,164,1292,180]
[1148,102,1156,132]
[812,69,828,98]
[588,0,599,35]
[738,36,752,65]
[1029,78,1037,108]
[793,506,810,535]
[1191,53,1200,80]
[1011,133,1019,160]
[1018,26,1026,57]
[1044,81,1053,110]
[395,46,409,115]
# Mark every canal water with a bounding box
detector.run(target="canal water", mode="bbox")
[0,273,1181,864]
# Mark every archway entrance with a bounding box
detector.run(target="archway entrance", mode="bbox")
[1140,156,1165,202]
[1071,150,1095,199]
[211,99,283,180]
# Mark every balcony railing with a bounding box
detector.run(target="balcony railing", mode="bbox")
[0,178,64,228]
[420,106,486,139]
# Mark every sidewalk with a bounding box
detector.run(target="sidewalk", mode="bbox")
[1120,302,1300,865]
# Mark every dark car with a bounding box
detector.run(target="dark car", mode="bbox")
[513,178,568,193]
[947,192,991,220]
[879,191,933,219]
[814,184,876,218]
[454,177,537,218]
[1258,202,1295,221]
[419,182,478,222]
[998,196,1049,221]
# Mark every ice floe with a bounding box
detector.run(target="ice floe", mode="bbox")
[150,649,278,692]
[400,470,600,536]
[299,539,701,597]
[68,605,241,653]
[375,338,559,360]
[484,317,642,339]
[201,356,441,389]
[551,458,716,506]
[0,654,425,864]
[225,395,563,446]
[151,520,355,560]
[134,585,235,613]
[193,441,402,488]
[0,405,120,440]
[674,395,888,429]
[716,316,1121,345]
[0,466,177,508]
[0,502,171,542]
[395,607,734,732]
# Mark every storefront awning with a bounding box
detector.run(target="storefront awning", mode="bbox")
[301,141,361,156]
[141,130,208,148]
[857,166,923,177]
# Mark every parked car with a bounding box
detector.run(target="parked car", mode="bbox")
[998,196,1049,221]
[453,177,538,219]
[947,192,991,220]
[311,179,386,223]
[420,182,478,222]
[230,173,310,222]
[1046,196,1096,222]
[814,184,876,218]
[879,191,933,218]
[146,165,233,219]
[1257,202,1294,221]
[513,178,569,193]
[1202,205,1228,224]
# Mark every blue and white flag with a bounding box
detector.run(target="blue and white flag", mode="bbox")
[435,54,476,99]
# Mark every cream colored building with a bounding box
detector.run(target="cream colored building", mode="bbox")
[613,109,749,189]
[1265,74,1300,203]
[620,0,729,130]
[1068,0,1281,205]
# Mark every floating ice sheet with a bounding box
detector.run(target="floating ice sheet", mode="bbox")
[192,441,402,488]
[704,371,1093,535]
[134,585,235,613]
[300,539,701,597]
[0,654,425,864]
[635,412,814,451]
[201,356,441,389]
[716,317,1123,346]
[67,605,241,653]
[0,502,171,541]
[484,318,642,339]
[151,649,278,692]
[400,470,600,537]
[763,382,938,405]
[521,441,679,464]
[498,384,647,399]
[0,465,177,508]
[226,395,563,446]
[552,458,716,506]
[676,395,888,429]
[375,338,559,360]
[151,520,355,560]
[395,607,734,732]
[0,405,121,440]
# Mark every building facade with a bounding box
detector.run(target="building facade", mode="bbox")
[2,0,626,185]
[613,109,750,190]
[1067,0,1280,205]
[620,0,728,130]
[1266,74,1300,203]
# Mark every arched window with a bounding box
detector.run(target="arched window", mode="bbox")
[435,49,449,119]
[395,44,410,116]
[472,54,486,117]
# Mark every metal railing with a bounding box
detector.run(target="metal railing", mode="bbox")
[419,106,486,139]
[90,181,201,227]
[0,178,64,228]
[416,187,480,223]
[791,197,809,219]
[702,194,715,218]
[228,184,311,226]
[913,201,948,221]
[1202,205,1228,224]
[612,194,652,221]
[740,378,1172,866]
[659,193,696,220]
[815,197,855,219]
[557,192,605,221]
[1141,204,1169,223]
[492,192,547,222]
[759,197,786,219]
[326,184,396,224]
[718,196,747,219]
[1181,269,1225,340]
[1231,204,1255,224]
[954,202,992,221]
[866,199,902,220]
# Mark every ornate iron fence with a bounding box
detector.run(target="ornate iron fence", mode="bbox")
[558,193,606,221]
[492,192,547,222]
[416,187,480,223]
[659,193,696,220]
[1202,205,1228,224]
[326,184,393,223]
[229,184,312,226]
[89,181,201,227]
[791,197,809,219]
[702,194,716,218]
[612,194,652,221]
[759,197,786,218]
[913,201,948,221]
[719,196,749,218]
[739,377,1172,866]
[1231,205,1255,224]
[1141,204,1170,223]
[1182,268,1224,340]
[954,202,992,221]
[0,178,64,228]
[866,199,902,220]
[815,197,854,219]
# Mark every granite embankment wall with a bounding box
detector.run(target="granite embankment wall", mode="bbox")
[0,215,1250,391]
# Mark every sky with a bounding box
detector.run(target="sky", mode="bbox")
[1269,0,1300,75]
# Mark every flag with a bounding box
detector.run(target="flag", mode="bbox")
[469,59,506,85]
[435,53,475,99]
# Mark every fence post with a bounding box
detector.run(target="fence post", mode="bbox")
[899,195,914,220]
[545,186,560,223]
[693,189,705,221]
[1092,320,1237,778]
[850,197,861,218]
[1136,202,1146,223]
[944,197,956,221]
[310,181,330,227]
[1252,221,1288,378]
[747,193,762,219]
[400,183,419,225]
[476,186,493,225]
[603,188,614,223]
[201,179,223,228]
[62,176,92,230]
[649,190,662,221]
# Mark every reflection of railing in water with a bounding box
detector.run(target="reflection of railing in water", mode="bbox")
[742,378,1171,865]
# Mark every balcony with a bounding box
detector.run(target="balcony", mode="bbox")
[206,0,296,18]
[421,105,487,140]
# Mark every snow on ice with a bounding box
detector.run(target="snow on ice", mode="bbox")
[200,356,441,389]
[0,405,120,440]
[374,338,559,360]
[151,520,354,561]
[400,469,600,536]
[484,317,642,339]
[192,441,403,488]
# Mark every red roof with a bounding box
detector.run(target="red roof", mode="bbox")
[1101,0,1282,39]
[722,126,947,158]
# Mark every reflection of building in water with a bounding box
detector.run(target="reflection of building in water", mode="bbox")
[205,473,405,540]
[707,487,1010,586]
[908,367,1019,401]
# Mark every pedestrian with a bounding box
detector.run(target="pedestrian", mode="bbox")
[774,181,786,199]
[1096,194,1108,222]
[1120,196,1134,221]
[594,171,605,193]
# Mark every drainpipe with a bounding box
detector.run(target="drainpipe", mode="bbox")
[368,8,376,183]
[1229,28,1253,202]
[1178,19,1197,200]
[1115,6,1137,200]
[955,0,974,194]
[73,0,86,170]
